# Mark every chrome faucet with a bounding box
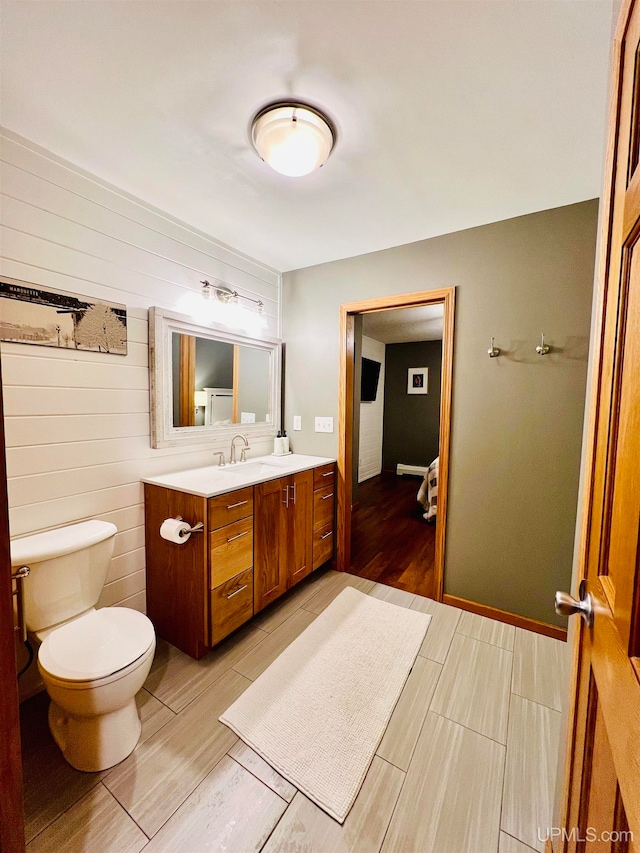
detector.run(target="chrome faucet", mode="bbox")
[230,434,250,464]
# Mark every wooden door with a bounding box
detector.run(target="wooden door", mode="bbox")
[254,475,288,611]
[287,470,313,587]
[556,2,640,849]
[0,357,26,853]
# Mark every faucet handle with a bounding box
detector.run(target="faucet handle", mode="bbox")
[240,447,251,462]
[213,451,226,467]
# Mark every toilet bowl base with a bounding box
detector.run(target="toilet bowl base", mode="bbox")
[48,697,142,772]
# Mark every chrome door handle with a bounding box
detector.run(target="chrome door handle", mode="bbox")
[555,580,593,628]
[283,486,289,508]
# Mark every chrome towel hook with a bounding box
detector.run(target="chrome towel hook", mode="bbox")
[487,337,500,358]
[536,333,551,355]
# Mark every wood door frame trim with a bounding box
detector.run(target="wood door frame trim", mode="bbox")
[337,287,455,601]
[0,356,26,853]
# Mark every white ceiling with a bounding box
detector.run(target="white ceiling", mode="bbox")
[0,1,612,273]
[363,305,444,343]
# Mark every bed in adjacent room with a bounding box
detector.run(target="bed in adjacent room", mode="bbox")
[417,456,438,521]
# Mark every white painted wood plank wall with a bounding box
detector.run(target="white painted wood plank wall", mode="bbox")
[358,335,385,483]
[0,128,281,615]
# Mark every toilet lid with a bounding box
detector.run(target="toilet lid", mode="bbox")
[38,608,155,682]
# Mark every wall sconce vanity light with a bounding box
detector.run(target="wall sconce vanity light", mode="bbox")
[200,280,267,331]
[250,101,337,177]
[536,333,551,356]
[487,337,501,358]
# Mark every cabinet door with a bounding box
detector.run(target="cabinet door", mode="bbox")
[254,475,288,611]
[288,469,314,587]
[144,484,208,659]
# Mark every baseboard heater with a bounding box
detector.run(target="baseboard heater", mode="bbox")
[396,463,429,477]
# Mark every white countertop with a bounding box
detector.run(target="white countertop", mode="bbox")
[141,453,336,498]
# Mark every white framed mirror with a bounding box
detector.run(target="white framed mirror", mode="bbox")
[149,307,281,449]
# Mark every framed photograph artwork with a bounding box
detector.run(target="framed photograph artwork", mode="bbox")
[0,276,127,355]
[407,366,429,395]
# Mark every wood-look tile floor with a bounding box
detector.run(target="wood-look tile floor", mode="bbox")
[20,569,568,853]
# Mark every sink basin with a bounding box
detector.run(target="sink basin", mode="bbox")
[225,462,283,477]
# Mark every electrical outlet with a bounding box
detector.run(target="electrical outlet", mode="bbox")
[293,415,302,431]
[314,416,334,433]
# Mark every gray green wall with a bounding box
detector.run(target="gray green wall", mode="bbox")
[382,340,442,472]
[282,200,598,626]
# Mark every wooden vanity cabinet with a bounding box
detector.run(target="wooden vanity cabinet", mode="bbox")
[207,487,254,647]
[145,462,336,659]
[312,463,336,569]
[254,470,313,612]
[144,483,209,659]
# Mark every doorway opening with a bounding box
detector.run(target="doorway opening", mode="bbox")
[337,288,455,601]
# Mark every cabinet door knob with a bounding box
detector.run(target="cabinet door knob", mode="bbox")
[322,493,334,500]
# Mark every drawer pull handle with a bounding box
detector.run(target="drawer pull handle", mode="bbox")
[320,531,333,540]
[226,584,248,599]
[227,500,249,509]
[227,531,249,543]
[322,472,333,477]
[322,493,334,500]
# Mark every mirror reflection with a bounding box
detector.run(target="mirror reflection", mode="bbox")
[171,333,271,428]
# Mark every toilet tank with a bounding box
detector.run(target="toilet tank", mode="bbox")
[11,521,118,632]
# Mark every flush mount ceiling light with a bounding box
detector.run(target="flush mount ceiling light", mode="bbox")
[251,101,336,177]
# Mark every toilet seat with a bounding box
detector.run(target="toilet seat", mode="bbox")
[38,608,155,684]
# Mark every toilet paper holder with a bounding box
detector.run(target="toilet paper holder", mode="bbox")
[173,516,204,535]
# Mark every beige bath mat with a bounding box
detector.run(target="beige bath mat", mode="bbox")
[219,586,430,823]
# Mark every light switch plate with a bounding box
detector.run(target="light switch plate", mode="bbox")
[315,416,334,433]
[293,415,302,431]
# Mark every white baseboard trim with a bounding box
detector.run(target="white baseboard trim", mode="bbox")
[396,463,429,477]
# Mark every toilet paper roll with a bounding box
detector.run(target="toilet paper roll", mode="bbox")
[160,518,191,544]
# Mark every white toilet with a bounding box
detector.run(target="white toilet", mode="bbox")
[12,520,156,772]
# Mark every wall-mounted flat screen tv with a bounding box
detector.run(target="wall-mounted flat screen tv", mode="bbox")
[361,357,381,402]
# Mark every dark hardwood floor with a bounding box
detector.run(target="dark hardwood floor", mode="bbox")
[349,472,436,598]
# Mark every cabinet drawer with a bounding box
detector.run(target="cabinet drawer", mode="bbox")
[313,463,335,489]
[313,521,334,569]
[208,487,253,530]
[210,568,253,646]
[313,484,335,529]
[210,517,253,589]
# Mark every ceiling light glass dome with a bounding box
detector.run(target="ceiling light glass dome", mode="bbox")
[251,101,336,177]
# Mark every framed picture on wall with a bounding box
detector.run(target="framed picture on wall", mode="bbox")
[0,275,127,355]
[407,366,429,395]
